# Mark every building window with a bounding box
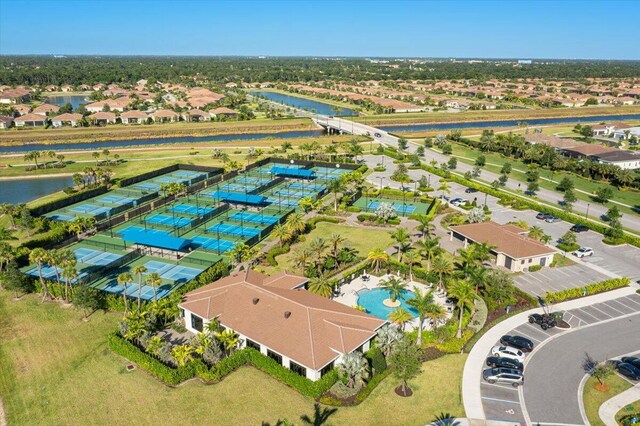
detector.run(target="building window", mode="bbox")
[528,258,533,263]
[190,314,203,332]
[267,349,282,365]
[320,362,334,377]
[521,260,525,265]
[289,361,307,378]
[179,308,185,318]
[246,339,260,351]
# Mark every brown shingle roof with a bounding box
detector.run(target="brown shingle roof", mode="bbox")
[121,110,148,119]
[179,270,385,370]
[562,144,618,156]
[15,113,46,123]
[52,113,83,121]
[451,222,555,259]
[89,112,116,120]
[523,133,585,149]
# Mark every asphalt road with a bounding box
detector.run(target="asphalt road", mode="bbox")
[523,310,640,425]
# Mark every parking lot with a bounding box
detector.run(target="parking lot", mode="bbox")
[479,292,640,425]
[514,263,610,295]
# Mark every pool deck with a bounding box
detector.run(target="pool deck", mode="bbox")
[334,273,454,331]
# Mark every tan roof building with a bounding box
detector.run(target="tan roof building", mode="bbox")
[523,133,586,150]
[14,113,47,127]
[451,222,555,272]
[33,103,60,116]
[561,144,618,158]
[179,269,385,381]
[88,111,117,124]
[120,110,148,124]
[51,113,83,127]
[150,109,179,122]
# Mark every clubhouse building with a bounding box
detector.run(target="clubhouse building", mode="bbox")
[179,269,386,381]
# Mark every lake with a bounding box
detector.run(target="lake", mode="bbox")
[0,175,73,204]
[46,94,90,110]
[250,91,356,116]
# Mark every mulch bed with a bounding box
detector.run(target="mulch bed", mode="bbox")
[394,385,413,397]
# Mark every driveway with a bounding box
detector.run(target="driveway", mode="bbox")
[477,292,640,425]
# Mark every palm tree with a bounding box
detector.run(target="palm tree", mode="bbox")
[388,307,413,331]
[117,272,133,315]
[448,280,477,338]
[132,265,148,311]
[403,250,422,281]
[472,242,494,263]
[272,223,291,247]
[46,249,64,298]
[367,248,388,273]
[455,247,477,279]
[432,256,453,290]
[380,276,407,303]
[406,288,435,346]
[438,181,451,200]
[327,178,345,212]
[309,237,328,275]
[468,265,489,294]
[29,248,51,301]
[307,276,333,298]
[58,249,77,301]
[416,237,442,271]
[145,272,162,303]
[328,233,346,262]
[215,328,240,356]
[285,212,305,235]
[92,151,100,167]
[375,324,403,358]
[389,227,411,261]
[171,344,194,367]
[337,352,369,389]
[293,248,312,273]
[528,225,545,241]
[416,216,434,241]
[425,303,447,329]
[61,265,78,302]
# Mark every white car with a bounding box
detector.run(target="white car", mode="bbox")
[491,345,526,363]
[573,247,594,258]
[450,198,467,207]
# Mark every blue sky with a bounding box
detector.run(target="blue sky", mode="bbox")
[1,0,639,59]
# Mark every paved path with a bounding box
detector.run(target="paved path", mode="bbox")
[599,384,640,426]
[462,286,640,422]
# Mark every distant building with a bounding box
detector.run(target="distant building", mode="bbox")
[518,60,532,65]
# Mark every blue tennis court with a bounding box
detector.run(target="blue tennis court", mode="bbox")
[74,247,123,266]
[69,204,112,216]
[133,182,161,191]
[191,236,236,252]
[229,211,278,225]
[161,264,202,282]
[98,194,136,205]
[154,176,188,184]
[212,183,258,192]
[287,182,325,191]
[235,177,271,185]
[367,201,416,214]
[145,214,193,228]
[170,204,213,216]
[174,170,204,179]
[266,197,300,207]
[275,188,316,198]
[207,223,261,238]
[117,226,171,237]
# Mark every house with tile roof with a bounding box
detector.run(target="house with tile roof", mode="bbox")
[179,269,386,381]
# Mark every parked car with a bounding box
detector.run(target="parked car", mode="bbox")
[536,212,552,220]
[621,357,640,370]
[500,335,534,352]
[374,132,382,138]
[450,198,467,207]
[486,356,524,371]
[465,187,478,193]
[490,345,526,363]
[482,368,524,387]
[545,216,561,223]
[528,313,557,330]
[615,363,640,381]
[570,224,589,233]
[573,247,594,258]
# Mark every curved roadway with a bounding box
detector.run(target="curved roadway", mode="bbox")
[522,312,640,425]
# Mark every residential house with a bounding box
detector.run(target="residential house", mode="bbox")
[45,85,58,92]
[613,126,640,141]
[61,85,74,92]
[88,111,117,125]
[561,144,618,159]
[523,133,586,150]
[33,103,60,116]
[210,107,239,120]
[0,115,14,129]
[150,109,179,123]
[182,109,211,122]
[120,110,149,124]
[14,113,47,127]
[0,88,31,104]
[51,113,83,128]
[179,269,386,381]
[86,96,132,113]
[13,104,32,116]
[593,150,640,170]
[450,222,555,272]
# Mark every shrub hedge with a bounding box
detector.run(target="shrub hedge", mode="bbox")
[266,244,290,267]
[544,277,630,304]
[528,264,542,272]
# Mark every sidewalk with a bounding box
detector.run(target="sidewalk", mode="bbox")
[462,286,640,420]
[599,384,640,426]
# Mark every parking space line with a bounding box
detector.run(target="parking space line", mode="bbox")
[481,396,521,404]
[512,329,542,343]
[600,301,627,316]
[570,311,593,325]
[623,297,640,308]
[480,382,519,391]
[615,298,640,311]
[607,299,635,314]
[574,308,601,322]
[588,305,614,320]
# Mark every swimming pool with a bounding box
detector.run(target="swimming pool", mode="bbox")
[357,288,418,320]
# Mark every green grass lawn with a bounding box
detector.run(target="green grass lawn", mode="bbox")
[269,222,395,274]
[617,399,640,423]
[0,291,466,425]
[583,375,633,426]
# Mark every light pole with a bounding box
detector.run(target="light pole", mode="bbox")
[585,203,590,219]
[379,176,384,191]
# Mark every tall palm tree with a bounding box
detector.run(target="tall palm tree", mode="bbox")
[472,242,494,264]
[406,288,435,346]
[432,256,453,290]
[29,248,51,301]
[416,237,442,271]
[307,276,333,298]
[403,250,422,281]
[327,178,344,212]
[117,272,133,315]
[59,249,77,302]
[46,249,64,298]
[416,215,434,241]
[389,227,411,261]
[388,307,413,331]
[309,237,328,275]
[132,265,148,311]
[328,233,346,261]
[145,272,162,303]
[448,280,477,338]
[528,225,545,241]
[285,212,305,235]
[380,276,407,303]
[375,324,403,358]
[438,181,451,200]
[455,247,477,279]
[293,248,312,273]
[424,303,447,329]
[337,352,369,389]
[367,248,388,274]
[468,265,489,295]
[61,265,78,302]
[272,223,291,247]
